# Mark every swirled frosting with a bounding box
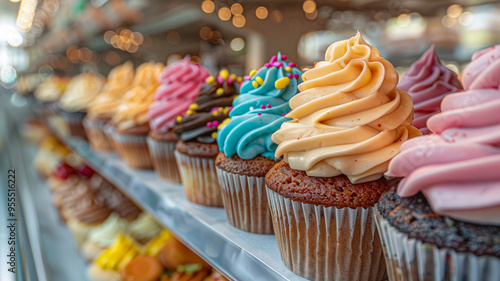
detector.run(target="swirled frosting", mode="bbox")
[148,57,209,133]
[174,69,240,143]
[88,213,127,248]
[112,62,164,131]
[272,33,421,183]
[387,45,500,226]
[34,76,68,102]
[217,53,303,159]
[398,46,463,134]
[59,72,105,112]
[88,62,135,120]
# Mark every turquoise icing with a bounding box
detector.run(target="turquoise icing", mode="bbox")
[217,53,303,160]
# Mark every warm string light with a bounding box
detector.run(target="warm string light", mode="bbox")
[442,4,474,28]
[104,28,144,53]
[255,6,268,19]
[16,0,37,32]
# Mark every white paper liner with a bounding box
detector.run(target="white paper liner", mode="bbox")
[147,137,181,183]
[174,150,223,207]
[266,187,387,281]
[59,111,87,139]
[216,167,273,234]
[374,207,500,281]
[111,131,152,169]
[83,118,112,151]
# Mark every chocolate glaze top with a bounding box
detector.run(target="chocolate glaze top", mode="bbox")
[173,69,240,144]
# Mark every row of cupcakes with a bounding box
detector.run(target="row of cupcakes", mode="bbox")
[35,32,500,281]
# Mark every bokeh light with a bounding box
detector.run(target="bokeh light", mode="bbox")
[230,37,245,51]
[218,7,231,21]
[256,6,268,19]
[1,65,17,84]
[201,0,215,14]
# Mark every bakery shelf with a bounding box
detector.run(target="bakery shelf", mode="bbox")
[0,95,87,281]
[47,129,307,281]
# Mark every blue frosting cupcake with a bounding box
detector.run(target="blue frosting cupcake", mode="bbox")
[215,53,303,234]
[217,53,303,160]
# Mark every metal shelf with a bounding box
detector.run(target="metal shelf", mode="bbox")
[52,132,306,281]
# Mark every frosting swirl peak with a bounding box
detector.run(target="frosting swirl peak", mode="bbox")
[272,33,420,183]
[398,46,463,134]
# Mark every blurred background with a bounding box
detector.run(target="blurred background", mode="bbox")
[1,0,500,95]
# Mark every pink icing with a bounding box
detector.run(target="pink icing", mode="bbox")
[398,46,463,134]
[387,45,500,226]
[148,58,209,133]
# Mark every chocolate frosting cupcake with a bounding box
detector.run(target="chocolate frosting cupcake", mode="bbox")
[173,70,240,144]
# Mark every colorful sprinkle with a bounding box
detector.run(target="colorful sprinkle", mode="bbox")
[288,74,293,79]
[218,118,231,129]
[257,113,262,116]
[270,55,277,64]
[249,106,254,111]
[227,77,234,84]
[313,62,317,67]
[255,76,264,85]
[249,69,257,77]
[227,106,233,113]
[212,121,219,126]
[186,109,194,115]
[230,74,237,80]
[264,63,270,67]
[303,67,310,71]
[243,75,251,81]
[252,81,259,88]
[377,124,381,127]
[260,104,265,109]
[206,76,215,84]
[275,77,290,89]
[207,122,212,127]
[288,62,296,67]
[282,113,286,116]
[219,69,230,80]
[212,111,218,116]
[189,103,198,110]
[285,66,292,72]
[176,116,183,122]
[216,88,225,96]
[237,77,243,82]
[211,132,217,139]
[294,73,299,79]
[273,62,283,68]
[281,54,287,60]
[266,104,271,108]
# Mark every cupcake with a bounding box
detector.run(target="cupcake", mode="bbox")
[266,33,421,281]
[216,53,303,234]
[127,213,162,245]
[377,44,500,281]
[173,69,240,207]
[111,62,164,169]
[58,71,105,139]
[398,46,463,134]
[88,234,141,281]
[84,62,135,151]
[81,213,128,261]
[33,75,68,121]
[147,57,209,183]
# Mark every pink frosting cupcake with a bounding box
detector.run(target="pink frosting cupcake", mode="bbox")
[147,58,209,182]
[375,45,500,281]
[398,46,463,134]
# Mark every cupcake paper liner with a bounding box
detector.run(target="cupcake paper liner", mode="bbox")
[103,124,119,153]
[147,137,181,183]
[216,167,273,234]
[111,131,152,169]
[266,187,387,281]
[374,207,500,281]
[58,111,88,140]
[174,150,223,207]
[83,118,112,151]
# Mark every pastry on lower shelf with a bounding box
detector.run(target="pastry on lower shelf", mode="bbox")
[34,136,70,178]
[173,69,240,207]
[169,264,212,281]
[81,214,128,262]
[121,255,165,281]
[158,237,209,270]
[127,213,162,245]
[142,230,174,257]
[88,234,141,281]
[21,119,50,143]
[47,162,77,191]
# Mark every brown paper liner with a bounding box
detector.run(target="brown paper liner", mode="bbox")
[147,137,181,183]
[83,118,112,151]
[266,187,387,281]
[216,167,273,234]
[59,111,88,140]
[174,150,223,207]
[111,132,152,169]
[374,207,500,281]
